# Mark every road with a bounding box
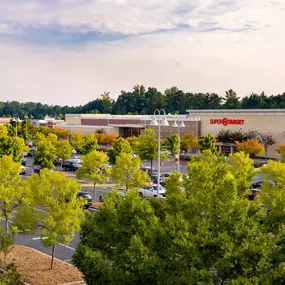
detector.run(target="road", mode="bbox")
[1,206,99,263]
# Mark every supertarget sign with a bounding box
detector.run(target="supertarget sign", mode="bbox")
[210,118,245,126]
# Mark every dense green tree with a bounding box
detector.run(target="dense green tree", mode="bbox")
[107,138,132,164]
[0,136,28,162]
[33,138,56,169]
[2,88,285,117]
[70,132,84,152]
[180,133,198,152]
[0,156,32,233]
[81,134,98,155]
[162,134,179,161]
[15,170,84,269]
[199,134,217,153]
[73,151,282,284]
[223,89,240,109]
[111,153,149,191]
[55,140,72,170]
[76,151,111,200]
[0,126,8,138]
[135,129,158,174]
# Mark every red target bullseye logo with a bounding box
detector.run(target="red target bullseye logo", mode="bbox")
[222,118,228,126]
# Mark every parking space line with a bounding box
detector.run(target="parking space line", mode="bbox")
[0,217,13,223]
[58,243,75,251]
[32,237,48,240]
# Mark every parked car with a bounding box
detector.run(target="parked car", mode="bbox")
[54,157,63,166]
[25,141,33,148]
[28,148,36,157]
[251,180,274,189]
[20,166,27,175]
[99,191,125,202]
[151,175,165,186]
[21,157,27,166]
[67,157,82,164]
[72,149,77,155]
[161,149,171,155]
[34,165,42,174]
[62,160,81,171]
[140,167,158,176]
[138,184,166,198]
[77,191,92,209]
[248,189,261,201]
[21,151,28,157]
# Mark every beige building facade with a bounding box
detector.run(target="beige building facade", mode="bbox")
[187,109,285,158]
[58,110,285,158]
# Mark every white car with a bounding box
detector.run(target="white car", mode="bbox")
[20,166,27,175]
[161,149,171,155]
[138,184,166,198]
[67,157,82,164]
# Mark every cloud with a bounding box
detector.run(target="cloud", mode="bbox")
[0,0,285,105]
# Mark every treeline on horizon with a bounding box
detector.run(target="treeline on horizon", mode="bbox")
[1,85,285,119]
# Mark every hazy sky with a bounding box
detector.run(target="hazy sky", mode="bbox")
[0,0,284,106]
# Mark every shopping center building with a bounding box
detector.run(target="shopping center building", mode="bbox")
[58,109,285,158]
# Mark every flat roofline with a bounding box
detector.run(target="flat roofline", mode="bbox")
[187,109,285,113]
[57,124,115,129]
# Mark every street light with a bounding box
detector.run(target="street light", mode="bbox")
[172,117,185,173]
[149,109,169,198]
[194,117,201,154]
[12,116,19,136]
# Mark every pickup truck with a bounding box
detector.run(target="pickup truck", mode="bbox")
[138,184,166,198]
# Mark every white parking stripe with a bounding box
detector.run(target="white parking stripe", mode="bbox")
[58,243,76,251]
[32,237,48,240]
[0,217,13,223]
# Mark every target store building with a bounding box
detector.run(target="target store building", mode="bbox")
[187,109,285,158]
[60,109,285,159]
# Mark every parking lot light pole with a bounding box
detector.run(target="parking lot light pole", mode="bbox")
[150,109,169,198]
[172,118,185,173]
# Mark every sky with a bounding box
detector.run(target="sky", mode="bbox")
[0,0,284,106]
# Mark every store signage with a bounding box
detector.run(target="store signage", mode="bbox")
[210,118,245,126]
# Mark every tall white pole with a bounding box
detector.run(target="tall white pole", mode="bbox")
[157,120,161,198]
[15,117,18,137]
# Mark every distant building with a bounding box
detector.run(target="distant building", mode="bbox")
[31,117,64,128]
[57,114,201,139]
[59,110,285,159]
[187,109,285,158]
[0,118,11,125]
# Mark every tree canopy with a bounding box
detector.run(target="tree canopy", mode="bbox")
[111,153,149,191]
[73,151,285,284]
[15,169,84,269]
[1,87,285,118]
[107,138,132,165]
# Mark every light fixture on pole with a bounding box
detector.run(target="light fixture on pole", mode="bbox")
[149,109,169,198]
[172,117,185,173]
[12,116,19,137]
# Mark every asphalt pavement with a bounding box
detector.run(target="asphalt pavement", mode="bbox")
[1,207,99,263]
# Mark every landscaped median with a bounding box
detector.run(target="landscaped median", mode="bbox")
[0,245,84,285]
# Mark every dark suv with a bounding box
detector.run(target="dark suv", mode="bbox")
[77,191,92,209]
[62,161,81,171]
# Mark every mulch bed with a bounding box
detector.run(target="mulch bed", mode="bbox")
[0,245,84,285]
